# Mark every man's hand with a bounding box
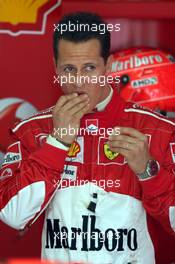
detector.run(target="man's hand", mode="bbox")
[107,127,152,175]
[52,93,90,144]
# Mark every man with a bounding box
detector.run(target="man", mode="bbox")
[0,12,175,264]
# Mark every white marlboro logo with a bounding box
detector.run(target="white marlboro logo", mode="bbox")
[86,119,98,132]
[170,143,175,163]
[111,54,164,73]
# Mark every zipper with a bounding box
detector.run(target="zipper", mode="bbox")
[87,134,96,262]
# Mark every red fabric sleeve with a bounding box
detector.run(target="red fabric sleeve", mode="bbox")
[0,135,68,230]
[140,132,175,236]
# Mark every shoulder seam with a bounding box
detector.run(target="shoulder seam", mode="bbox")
[12,114,52,133]
[125,108,175,126]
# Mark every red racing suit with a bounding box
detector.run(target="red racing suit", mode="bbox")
[0,88,175,264]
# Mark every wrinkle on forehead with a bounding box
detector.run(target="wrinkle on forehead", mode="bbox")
[57,38,103,65]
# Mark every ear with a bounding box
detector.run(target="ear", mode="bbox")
[106,55,113,74]
[53,57,58,74]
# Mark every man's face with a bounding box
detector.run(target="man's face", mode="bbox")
[55,39,109,112]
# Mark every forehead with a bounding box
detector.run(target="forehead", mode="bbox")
[57,39,102,64]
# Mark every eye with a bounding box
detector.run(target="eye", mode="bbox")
[85,65,96,71]
[63,66,75,73]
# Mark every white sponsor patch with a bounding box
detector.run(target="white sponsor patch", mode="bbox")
[61,165,77,181]
[131,77,158,88]
[170,143,175,163]
[2,142,22,166]
[87,124,98,132]
[169,206,175,231]
[3,152,21,165]
[66,137,84,164]
[86,119,98,133]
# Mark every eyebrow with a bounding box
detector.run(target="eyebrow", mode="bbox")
[83,63,96,66]
[60,64,75,68]
[60,62,97,68]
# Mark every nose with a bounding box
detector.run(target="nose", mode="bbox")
[75,70,84,88]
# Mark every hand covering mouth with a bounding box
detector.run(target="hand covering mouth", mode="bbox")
[76,91,88,96]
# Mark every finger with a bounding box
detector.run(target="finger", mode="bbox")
[55,93,78,109]
[113,127,146,141]
[69,100,90,115]
[107,140,135,151]
[108,147,130,158]
[74,103,90,119]
[108,134,137,144]
[61,94,89,112]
